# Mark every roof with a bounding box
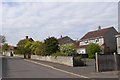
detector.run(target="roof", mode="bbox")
[80,27,117,40]
[0,45,14,49]
[58,36,75,45]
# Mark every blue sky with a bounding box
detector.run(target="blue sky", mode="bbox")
[1,0,119,46]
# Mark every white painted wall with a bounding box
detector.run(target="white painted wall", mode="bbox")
[79,37,104,46]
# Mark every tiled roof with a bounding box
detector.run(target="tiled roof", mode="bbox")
[58,36,75,45]
[0,45,14,49]
[80,27,117,40]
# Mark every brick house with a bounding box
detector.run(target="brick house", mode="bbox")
[0,45,14,56]
[76,27,118,54]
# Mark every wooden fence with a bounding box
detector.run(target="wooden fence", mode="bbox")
[95,53,120,72]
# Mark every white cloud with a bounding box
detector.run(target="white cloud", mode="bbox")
[2,0,120,2]
[2,2,118,45]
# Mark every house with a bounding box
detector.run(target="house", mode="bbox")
[116,33,120,54]
[0,45,14,56]
[77,26,118,54]
[58,36,75,46]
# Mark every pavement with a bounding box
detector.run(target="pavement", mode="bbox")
[1,56,120,80]
[29,58,119,78]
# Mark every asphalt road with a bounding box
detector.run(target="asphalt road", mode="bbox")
[0,57,2,78]
[1,56,119,80]
[2,57,87,78]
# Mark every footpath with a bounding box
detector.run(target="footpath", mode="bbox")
[29,58,119,79]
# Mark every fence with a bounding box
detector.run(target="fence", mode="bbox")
[96,53,120,72]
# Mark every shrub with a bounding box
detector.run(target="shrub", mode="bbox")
[87,43,101,59]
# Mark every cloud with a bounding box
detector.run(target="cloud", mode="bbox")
[2,0,120,2]
[2,2,118,45]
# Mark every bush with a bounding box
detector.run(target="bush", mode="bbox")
[73,56,86,66]
[44,37,59,55]
[60,44,76,56]
[87,43,101,59]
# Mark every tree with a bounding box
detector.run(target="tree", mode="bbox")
[30,41,45,55]
[14,40,26,55]
[87,43,101,59]
[60,44,76,56]
[0,35,6,44]
[2,43,9,52]
[14,37,34,55]
[44,37,59,55]
[24,41,32,55]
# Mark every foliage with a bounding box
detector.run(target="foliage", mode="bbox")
[0,35,6,43]
[44,37,59,55]
[30,41,46,55]
[14,38,33,55]
[87,43,101,59]
[60,44,76,56]
[24,41,32,54]
[2,43,9,52]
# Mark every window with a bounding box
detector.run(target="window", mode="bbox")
[95,39,99,43]
[84,40,88,44]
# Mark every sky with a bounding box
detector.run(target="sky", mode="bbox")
[1,0,119,46]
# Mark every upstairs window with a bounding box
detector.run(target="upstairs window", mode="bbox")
[95,39,99,43]
[84,40,88,44]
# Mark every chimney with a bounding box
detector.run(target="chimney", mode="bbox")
[98,26,101,30]
[60,35,63,38]
[26,36,28,39]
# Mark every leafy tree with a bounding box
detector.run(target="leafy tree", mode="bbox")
[87,43,101,59]
[44,37,59,55]
[2,43,9,52]
[30,41,45,55]
[24,41,32,55]
[14,38,34,55]
[60,44,76,56]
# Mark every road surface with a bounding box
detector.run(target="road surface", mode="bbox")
[1,56,119,80]
[2,57,87,78]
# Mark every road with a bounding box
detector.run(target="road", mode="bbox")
[1,57,88,78]
[1,56,119,80]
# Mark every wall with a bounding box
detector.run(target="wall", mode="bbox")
[104,28,118,53]
[79,37,104,46]
[77,48,86,54]
[117,35,120,54]
[31,55,74,66]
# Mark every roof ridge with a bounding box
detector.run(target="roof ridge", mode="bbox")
[80,27,115,40]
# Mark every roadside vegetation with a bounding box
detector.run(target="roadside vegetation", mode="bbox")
[14,36,102,59]
[87,43,101,59]
[14,36,77,56]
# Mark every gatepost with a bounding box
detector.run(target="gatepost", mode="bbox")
[95,53,99,72]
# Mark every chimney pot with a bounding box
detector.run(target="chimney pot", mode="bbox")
[26,36,28,39]
[98,26,101,30]
[61,35,62,38]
